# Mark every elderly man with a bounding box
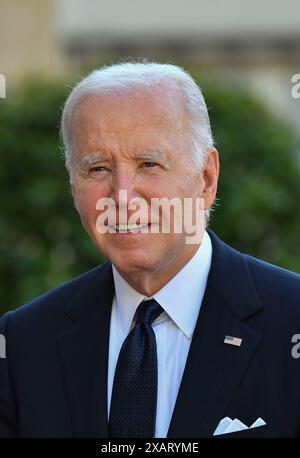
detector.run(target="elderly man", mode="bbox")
[1,62,300,438]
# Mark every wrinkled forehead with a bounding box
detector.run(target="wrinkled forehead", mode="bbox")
[71,82,188,135]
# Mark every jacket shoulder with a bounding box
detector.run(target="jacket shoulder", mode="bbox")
[245,253,300,322]
[246,253,300,295]
[0,263,110,328]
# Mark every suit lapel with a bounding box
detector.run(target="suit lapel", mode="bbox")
[167,231,263,437]
[57,262,114,437]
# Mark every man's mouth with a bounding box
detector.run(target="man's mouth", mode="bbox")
[113,223,150,233]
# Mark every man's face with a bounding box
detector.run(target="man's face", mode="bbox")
[69,86,218,289]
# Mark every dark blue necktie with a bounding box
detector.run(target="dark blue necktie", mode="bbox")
[108,299,163,438]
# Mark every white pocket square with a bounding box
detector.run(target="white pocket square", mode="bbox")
[213,417,266,435]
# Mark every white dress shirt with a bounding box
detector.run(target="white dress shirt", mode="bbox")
[107,230,212,437]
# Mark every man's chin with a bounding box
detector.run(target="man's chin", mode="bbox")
[107,251,157,277]
[91,236,162,276]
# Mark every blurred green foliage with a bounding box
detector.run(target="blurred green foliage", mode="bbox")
[1,77,300,314]
[204,82,300,272]
[0,82,102,314]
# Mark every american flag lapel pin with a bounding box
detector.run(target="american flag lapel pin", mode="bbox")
[224,335,243,347]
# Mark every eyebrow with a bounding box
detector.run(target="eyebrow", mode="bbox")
[136,150,171,165]
[136,151,164,162]
[80,154,107,168]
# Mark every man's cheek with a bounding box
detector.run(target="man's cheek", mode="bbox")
[76,188,97,213]
[76,199,98,229]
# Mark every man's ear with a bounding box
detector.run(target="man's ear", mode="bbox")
[201,147,219,210]
[70,183,76,199]
[70,183,80,213]
[65,163,79,211]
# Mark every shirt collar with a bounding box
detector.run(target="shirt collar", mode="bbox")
[112,230,212,339]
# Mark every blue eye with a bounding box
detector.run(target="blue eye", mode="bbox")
[143,162,157,168]
[91,166,107,173]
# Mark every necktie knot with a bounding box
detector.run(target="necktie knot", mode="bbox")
[135,299,163,325]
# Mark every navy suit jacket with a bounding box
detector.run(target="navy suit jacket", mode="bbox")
[1,231,300,438]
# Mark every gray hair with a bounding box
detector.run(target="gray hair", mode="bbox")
[61,61,215,222]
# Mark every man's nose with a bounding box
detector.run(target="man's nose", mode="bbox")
[110,169,139,206]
